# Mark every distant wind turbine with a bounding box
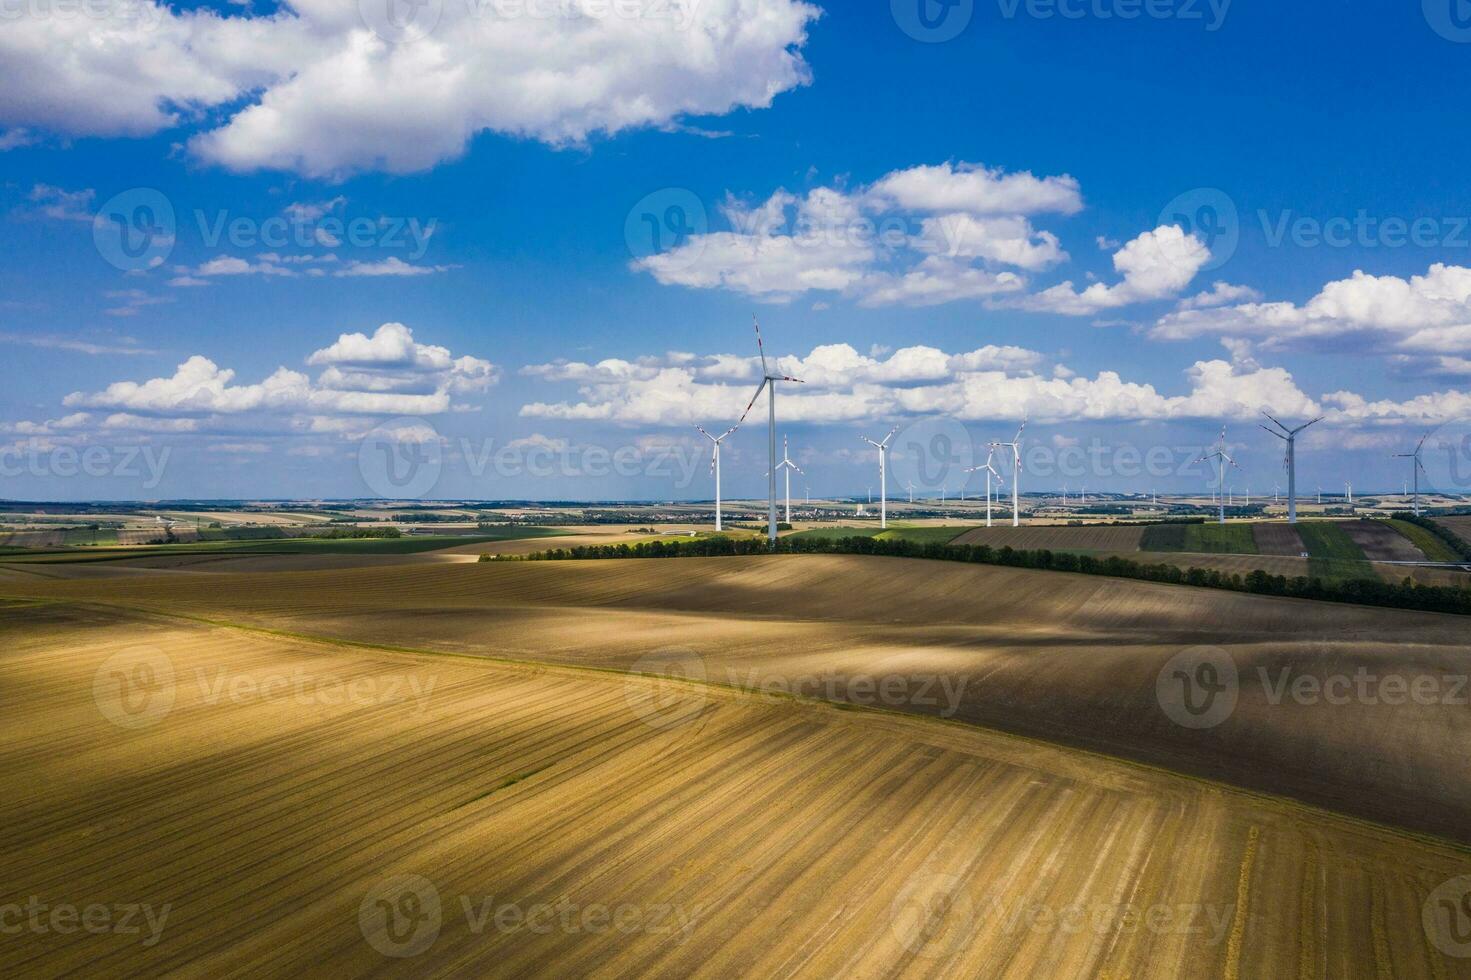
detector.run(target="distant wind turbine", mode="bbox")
[988,420,1027,528]
[736,317,804,545]
[695,423,738,531]
[861,428,898,529]
[1194,428,1240,525]
[1394,432,1430,516]
[774,435,804,525]
[965,449,1003,528]
[1261,413,1322,524]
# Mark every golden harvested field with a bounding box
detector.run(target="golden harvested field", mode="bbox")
[951,524,1144,551]
[3,600,1469,977]
[8,555,1471,845]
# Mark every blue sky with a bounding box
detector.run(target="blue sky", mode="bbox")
[3,0,1471,501]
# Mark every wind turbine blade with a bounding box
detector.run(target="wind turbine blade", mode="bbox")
[779,375,805,384]
[1294,416,1324,434]
[752,315,769,376]
[1417,431,1430,453]
[1262,411,1288,434]
[736,379,768,426]
[1261,424,1287,441]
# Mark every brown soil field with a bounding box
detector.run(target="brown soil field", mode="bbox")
[1253,523,1306,557]
[1341,520,1426,562]
[3,601,1468,977]
[1439,516,1471,547]
[7,555,1471,846]
[951,524,1144,551]
[0,529,65,548]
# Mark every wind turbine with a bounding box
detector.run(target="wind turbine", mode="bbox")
[1194,428,1240,525]
[1261,413,1322,524]
[965,449,1003,528]
[1394,432,1430,516]
[905,481,916,504]
[737,317,804,545]
[695,424,738,531]
[861,427,898,529]
[774,435,804,525]
[988,421,1027,528]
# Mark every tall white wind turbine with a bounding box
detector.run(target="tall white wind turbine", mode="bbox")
[1393,432,1430,516]
[1194,428,1240,525]
[775,435,805,525]
[695,424,738,531]
[988,420,1027,528]
[1261,413,1322,524]
[737,317,805,546]
[964,449,1003,528]
[860,427,898,529]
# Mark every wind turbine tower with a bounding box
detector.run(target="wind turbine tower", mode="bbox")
[861,428,898,529]
[1394,433,1430,517]
[1261,413,1322,524]
[774,435,804,525]
[1194,428,1240,525]
[988,421,1027,528]
[737,317,804,546]
[695,424,738,531]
